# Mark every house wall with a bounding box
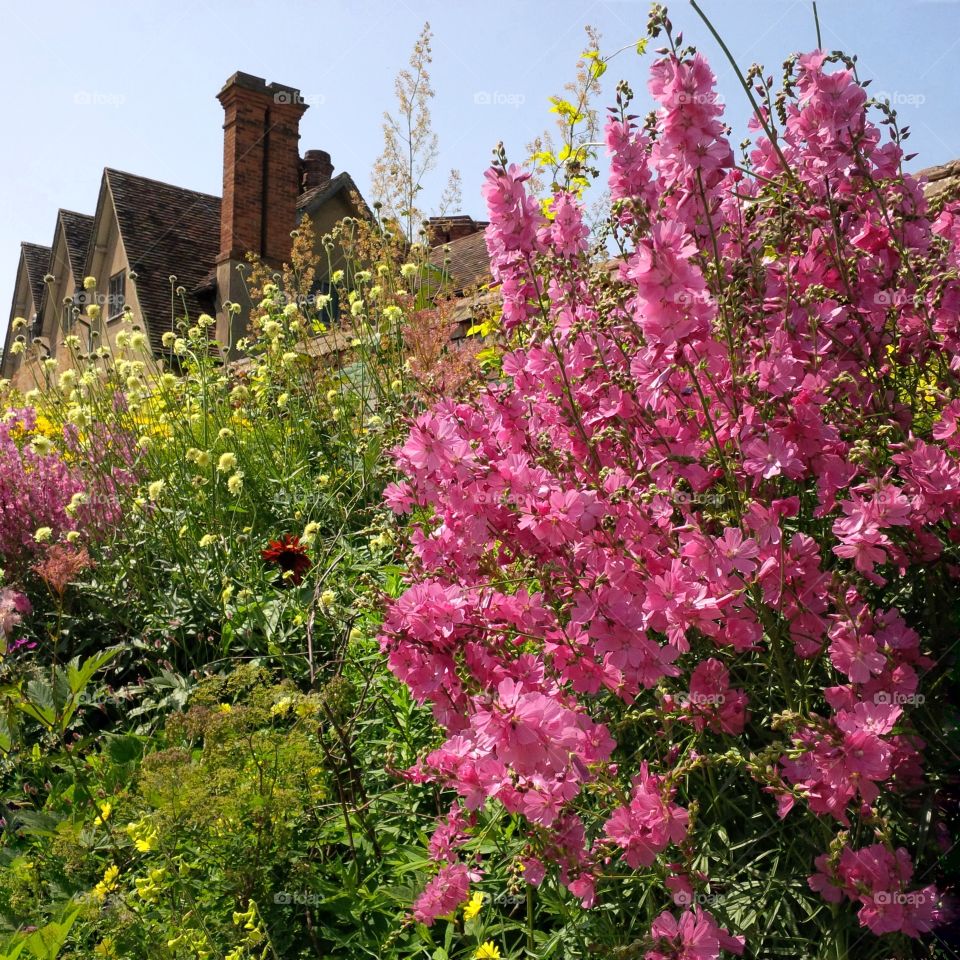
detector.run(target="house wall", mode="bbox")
[4,264,40,392]
[40,228,79,378]
[84,194,144,360]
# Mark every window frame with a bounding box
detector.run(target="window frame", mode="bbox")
[107,270,126,321]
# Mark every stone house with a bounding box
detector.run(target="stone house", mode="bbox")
[0,72,402,390]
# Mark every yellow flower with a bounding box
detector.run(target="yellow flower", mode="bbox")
[83,276,97,291]
[94,801,112,825]
[463,890,484,920]
[93,937,117,958]
[218,452,238,473]
[475,942,501,960]
[93,863,120,901]
[34,527,53,543]
[227,472,244,496]
[125,818,159,853]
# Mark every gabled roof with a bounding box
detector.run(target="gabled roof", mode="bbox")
[36,210,94,323]
[21,242,52,316]
[1,242,51,378]
[430,230,491,292]
[58,210,94,283]
[98,168,221,353]
[298,171,371,219]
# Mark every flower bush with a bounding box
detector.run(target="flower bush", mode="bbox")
[380,15,957,958]
[0,10,956,960]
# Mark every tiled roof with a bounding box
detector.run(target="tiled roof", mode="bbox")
[917,160,960,210]
[430,230,491,292]
[104,169,221,353]
[297,171,370,218]
[21,242,51,316]
[58,210,94,284]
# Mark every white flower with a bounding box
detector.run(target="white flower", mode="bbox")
[227,472,244,496]
[217,452,237,473]
[400,263,417,280]
[263,320,282,339]
[30,436,53,456]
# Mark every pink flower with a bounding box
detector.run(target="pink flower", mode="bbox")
[412,862,471,926]
[605,764,689,868]
[645,907,744,960]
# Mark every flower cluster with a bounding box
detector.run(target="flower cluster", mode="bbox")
[382,37,954,951]
[0,407,127,569]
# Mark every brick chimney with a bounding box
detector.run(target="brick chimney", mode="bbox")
[301,149,334,191]
[425,215,489,247]
[217,71,308,266]
[215,72,307,352]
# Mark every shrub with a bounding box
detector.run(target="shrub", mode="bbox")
[381,13,958,959]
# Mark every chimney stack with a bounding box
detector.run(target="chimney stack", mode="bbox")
[425,215,489,247]
[217,71,308,266]
[301,149,334,191]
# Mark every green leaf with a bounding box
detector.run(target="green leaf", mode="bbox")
[66,647,121,696]
[18,680,56,729]
[22,907,79,959]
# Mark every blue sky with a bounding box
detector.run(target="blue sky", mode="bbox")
[2,0,959,331]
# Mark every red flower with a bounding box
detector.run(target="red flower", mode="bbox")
[261,534,311,585]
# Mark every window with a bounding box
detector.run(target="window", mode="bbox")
[107,270,125,320]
